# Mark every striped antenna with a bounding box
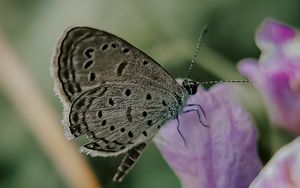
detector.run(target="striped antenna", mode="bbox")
[187,26,208,80]
[200,80,251,85]
[188,27,250,86]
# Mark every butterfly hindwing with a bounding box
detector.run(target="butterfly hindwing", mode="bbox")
[113,142,147,182]
[67,83,179,156]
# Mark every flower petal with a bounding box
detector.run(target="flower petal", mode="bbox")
[250,138,300,188]
[238,19,300,135]
[257,19,296,47]
[238,58,261,83]
[154,85,261,188]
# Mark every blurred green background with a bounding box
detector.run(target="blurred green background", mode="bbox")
[0,0,299,188]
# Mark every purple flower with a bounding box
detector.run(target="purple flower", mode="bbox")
[238,19,300,135]
[250,137,300,188]
[154,84,261,188]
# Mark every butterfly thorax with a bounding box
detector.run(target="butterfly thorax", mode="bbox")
[168,89,189,119]
[166,79,199,119]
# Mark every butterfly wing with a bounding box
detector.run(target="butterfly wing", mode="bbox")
[52,27,186,104]
[67,83,177,157]
[52,26,188,147]
[52,27,189,181]
[113,142,147,182]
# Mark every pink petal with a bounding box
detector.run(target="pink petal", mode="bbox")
[238,19,300,135]
[238,59,261,83]
[154,85,261,188]
[257,19,297,47]
[250,138,300,188]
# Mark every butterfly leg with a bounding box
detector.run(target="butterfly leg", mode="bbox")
[113,142,147,182]
[183,104,209,127]
[186,104,207,119]
[176,117,187,147]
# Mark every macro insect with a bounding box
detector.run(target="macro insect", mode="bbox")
[51,27,207,182]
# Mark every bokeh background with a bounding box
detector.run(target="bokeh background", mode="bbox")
[0,0,299,188]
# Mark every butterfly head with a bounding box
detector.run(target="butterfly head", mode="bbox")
[182,79,199,95]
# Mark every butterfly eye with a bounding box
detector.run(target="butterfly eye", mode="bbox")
[189,82,198,95]
[182,80,198,95]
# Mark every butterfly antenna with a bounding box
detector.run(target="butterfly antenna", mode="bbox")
[187,26,208,80]
[200,80,251,85]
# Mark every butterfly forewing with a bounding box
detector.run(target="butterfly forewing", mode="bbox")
[53,27,185,104]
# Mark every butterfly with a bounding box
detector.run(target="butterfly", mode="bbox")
[51,27,201,182]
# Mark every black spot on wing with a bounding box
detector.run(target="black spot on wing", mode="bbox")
[126,106,132,122]
[117,62,128,76]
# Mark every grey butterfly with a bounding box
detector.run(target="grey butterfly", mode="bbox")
[51,27,200,182]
